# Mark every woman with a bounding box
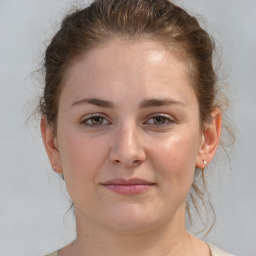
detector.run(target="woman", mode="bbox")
[40,0,234,255]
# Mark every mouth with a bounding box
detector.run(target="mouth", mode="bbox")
[101,178,156,195]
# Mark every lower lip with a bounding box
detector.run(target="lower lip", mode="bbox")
[102,184,154,195]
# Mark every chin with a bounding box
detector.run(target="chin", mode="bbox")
[99,204,165,234]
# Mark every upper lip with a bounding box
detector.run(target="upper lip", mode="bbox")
[102,178,155,185]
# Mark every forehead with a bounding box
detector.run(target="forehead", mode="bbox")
[66,38,188,77]
[61,38,197,106]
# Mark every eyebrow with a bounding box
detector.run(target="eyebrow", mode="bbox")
[139,98,185,108]
[71,98,114,108]
[71,98,185,109]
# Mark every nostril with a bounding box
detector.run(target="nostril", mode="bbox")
[111,157,145,167]
[133,159,145,164]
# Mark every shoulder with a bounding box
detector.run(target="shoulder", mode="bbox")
[44,251,58,256]
[209,244,236,256]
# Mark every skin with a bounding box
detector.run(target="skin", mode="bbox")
[41,39,221,256]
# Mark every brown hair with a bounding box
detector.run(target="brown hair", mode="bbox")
[39,0,233,234]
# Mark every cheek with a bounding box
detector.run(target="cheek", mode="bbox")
[57,131,108,192]
[149,131,200,190]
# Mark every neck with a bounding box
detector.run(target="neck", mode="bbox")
[65,204,198,256]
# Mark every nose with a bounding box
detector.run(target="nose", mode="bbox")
[109,123,146,167]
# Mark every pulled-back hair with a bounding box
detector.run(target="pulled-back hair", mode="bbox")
[39,0,233,234]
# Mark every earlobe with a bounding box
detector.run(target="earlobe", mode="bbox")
[196,110,222,168]
[40,117,63,173]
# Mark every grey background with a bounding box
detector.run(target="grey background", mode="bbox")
[0,0,255,255]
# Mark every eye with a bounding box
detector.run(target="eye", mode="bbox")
[144,114,174,127]
[81,115,110,127]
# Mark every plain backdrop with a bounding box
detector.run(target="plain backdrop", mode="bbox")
[0,0,255,255]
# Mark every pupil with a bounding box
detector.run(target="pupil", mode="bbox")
[154,116,165,124]
[92,117,102,124]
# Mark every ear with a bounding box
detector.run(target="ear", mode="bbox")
[40,117,63,173]
[196,109,222,168]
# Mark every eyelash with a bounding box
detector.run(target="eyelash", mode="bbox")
[80,114,111,127]
[144,114,174,128]
[80,114,174,128]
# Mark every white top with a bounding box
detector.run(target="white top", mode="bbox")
[45,244,235,256]
[208,244,235,256]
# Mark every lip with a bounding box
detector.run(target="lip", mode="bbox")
[101,178,156,195]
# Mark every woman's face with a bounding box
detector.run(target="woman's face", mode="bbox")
[50,39,207,232]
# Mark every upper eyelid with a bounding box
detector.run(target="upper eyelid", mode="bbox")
[144,113,174,121]
[81,113,109,121]
[79,112,175,124]
[80,112,173,118]
[142,114,175,128]
[80,114,111,126]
